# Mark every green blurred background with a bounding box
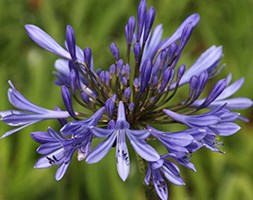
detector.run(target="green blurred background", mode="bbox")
[0,0,253,199]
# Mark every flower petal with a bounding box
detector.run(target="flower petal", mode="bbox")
[127,129,151,139]
[144,165,151,185]
[217,78,244,100]
[153,170,168,200]
[199,78,227,108]
[30,131,54,143]
[142,24,163,62]
[164,109,221,127]
[188,115,221,126]
[2,113,42,126]
[162,161,185,186]
[37,143,61,154]
[34,148,65,168]
[8,86,48,114]
[208,98,253,110]
[179,46,222,86]
[116,131,130,181]
[211,122,241,136]
[1,120,39,139]
[91,127,114,138]
[25,25,71,59]
[160,132,193,147]
[55,162,70,181]
[127,132,160,161]
[86,133,117,164]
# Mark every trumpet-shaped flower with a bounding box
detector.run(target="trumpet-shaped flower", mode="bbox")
[0,0,251,199]
[0,81,71,138]
[86,101,160,181]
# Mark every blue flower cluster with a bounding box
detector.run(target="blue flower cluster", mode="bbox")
[1,0,252,199]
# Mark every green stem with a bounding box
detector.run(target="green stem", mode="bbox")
[136,156,160,200]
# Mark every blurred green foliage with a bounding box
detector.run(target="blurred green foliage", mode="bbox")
[0,0,253,199]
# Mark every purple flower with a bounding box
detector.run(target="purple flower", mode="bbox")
[191,74,253,109]
[31,127,80,181]
[60,107,106,160]
[0,81,71,138]
[164,106,242,136]
[30,107,106,181]
[86,101,160,181]
[1,0,251,199]
[149,126,205,156]
[145,156,185,200]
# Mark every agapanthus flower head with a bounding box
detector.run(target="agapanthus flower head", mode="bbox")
[1,0,252,199]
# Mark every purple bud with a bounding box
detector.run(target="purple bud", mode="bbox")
[96,68,102,75]
[61,85,76,118]
[134,78,140,89]
[121,77,128,86]
[125,16,136,44]
[80,92,90,104]
[106,94,117,118]
[109,64,116,75]
[116,59,123,75]
[160,67,174,92]
[193,71,208,100]
[189,75,198,98]
[99,71,105,82]
[151,76,158,87]
[177,64,186,81]
[149,96,156,103]
[143,7,156,42]
[69,68,78,93]
[168,43,178,65]
[140,59,152,93]
[161,48,170,62]
[69,61,80,93]
[122,64,131,76]
[105,71,110,85]
[124,87,131,100]
[84,47,92,68]
[134,42,141,63]
[110,42,120,61]
[137,0,146,41]
[66,25,77,61]
[99,71,110,85]
[200,79,227,108]
[152,57,161,76]
[152,61,162,76]
[128,102,135,111]
[107,119,116,129]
